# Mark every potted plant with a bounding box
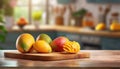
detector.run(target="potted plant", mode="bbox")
[0,0,7,49]
[72,8,87,27]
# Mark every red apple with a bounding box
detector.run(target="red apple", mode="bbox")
[51,36,69,52]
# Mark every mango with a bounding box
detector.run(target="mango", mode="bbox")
[63,41,80,54]
[110,23,120,31]
[33,40,52,53]
[51,36,69,52]
[95,23,106,31]
[36,34,52,44]
[16,33,35,53]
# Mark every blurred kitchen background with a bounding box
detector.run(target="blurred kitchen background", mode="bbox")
[0,0,120,50]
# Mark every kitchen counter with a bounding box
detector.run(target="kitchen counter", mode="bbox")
[0,50,120,68]
[1,25,120,50]
[9,25,120,38]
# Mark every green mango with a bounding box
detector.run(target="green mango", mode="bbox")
[36,34,52,44]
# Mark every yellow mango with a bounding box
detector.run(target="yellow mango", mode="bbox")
[95,23,106,31]
[110,23,120,31]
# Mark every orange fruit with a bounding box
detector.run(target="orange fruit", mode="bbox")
[33,40,52,53]
[16,33,35,53]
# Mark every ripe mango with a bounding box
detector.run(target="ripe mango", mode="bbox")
[33,40,52,53]
[63,41,80,53]
[51,36,69,52]
[16,33,35,53]
[110,23,120,31]
[95,23,106,31]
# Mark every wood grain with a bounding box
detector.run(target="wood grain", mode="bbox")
[4,51,90,61]
[1,50,120,67]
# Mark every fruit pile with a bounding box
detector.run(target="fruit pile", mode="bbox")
[16,33,80,54]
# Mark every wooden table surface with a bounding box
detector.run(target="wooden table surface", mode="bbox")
[0,50,120,68]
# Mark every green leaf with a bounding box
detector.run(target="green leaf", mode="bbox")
[0,34,5,42]
[0,9,4,14]
[0,25,7,34]
[0,15,5,23]
[72,8,87,17]
[0,25,7,43]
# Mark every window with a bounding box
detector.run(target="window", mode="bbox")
[49,0,57,25]
[31,0,46,24]
[14,0,46,24]
[14,0,29,23]
[4,0,76,28]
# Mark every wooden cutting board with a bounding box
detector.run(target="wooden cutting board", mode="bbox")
[4,51,90,61]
